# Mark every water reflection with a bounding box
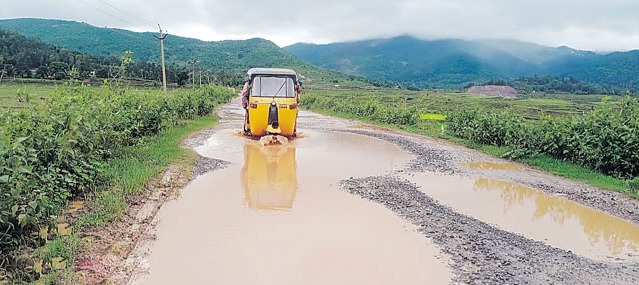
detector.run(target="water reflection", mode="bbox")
[474,178,639,256]
[241,142,298,210]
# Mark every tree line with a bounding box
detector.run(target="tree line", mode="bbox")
[0,28,241,86]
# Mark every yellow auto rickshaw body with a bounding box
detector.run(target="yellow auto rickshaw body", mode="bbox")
[243,68,300,137]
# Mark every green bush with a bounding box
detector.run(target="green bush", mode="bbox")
[0,85,233,280]
[628,178,639,194]
[446,97,639,178]
[446,109,527,147]
[303,94,418,126]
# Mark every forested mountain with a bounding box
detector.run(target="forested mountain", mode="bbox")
[0,18,358,85]
[2,18,637,91]
[563,50,639,92]
[286,36,639,91]
[474,39,598,66]
[0,28,202,84]
[287,36,512,86]
[476,75,623,95]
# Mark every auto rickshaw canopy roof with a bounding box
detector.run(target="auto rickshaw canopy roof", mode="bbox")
[247,68,297,79]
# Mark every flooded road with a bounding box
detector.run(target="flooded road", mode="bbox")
[408,173,639,261]
[118,100,639,285]
[138,130,451,285]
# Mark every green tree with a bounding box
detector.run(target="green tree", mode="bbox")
[176,70,190,86]
[48,61,69,80]
[35,65,49,79]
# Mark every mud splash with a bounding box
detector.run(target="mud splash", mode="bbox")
[136,130,451,285]
[408,173,639,261]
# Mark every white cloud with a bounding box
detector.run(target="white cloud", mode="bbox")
[2,0,638,51]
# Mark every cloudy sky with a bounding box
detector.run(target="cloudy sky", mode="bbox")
[3,0,639,51]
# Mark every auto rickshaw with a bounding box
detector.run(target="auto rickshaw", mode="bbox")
[242,68,301,137]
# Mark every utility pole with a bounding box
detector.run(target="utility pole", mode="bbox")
[199,68,202,88]
[154,24,168,94]
[191,60,197,88]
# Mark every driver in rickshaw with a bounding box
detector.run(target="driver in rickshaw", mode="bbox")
[241,77,302,110]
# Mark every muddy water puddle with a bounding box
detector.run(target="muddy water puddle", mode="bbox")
[407,173,639,261]
[139,130,451,285]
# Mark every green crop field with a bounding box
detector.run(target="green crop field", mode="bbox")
[0,80,194,109]
[0,82,60,109]
[304,87,617,119]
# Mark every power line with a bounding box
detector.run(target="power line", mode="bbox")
[73,0,140,28]
[33,0,151,39]
[92,0,157,29]
[71,0,152,42]
[107,26,148,41]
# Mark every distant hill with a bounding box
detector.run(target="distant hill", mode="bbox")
[564,50,639,92]
[0,27,195,84]
[0,18,360,86]
[2,19,637,91]
[474,39,598,66]
[477,75,622,95]
[286,36,517,86]
[286,36,639,91]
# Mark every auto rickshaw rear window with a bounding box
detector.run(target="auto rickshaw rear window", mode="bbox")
[252,76,295,98]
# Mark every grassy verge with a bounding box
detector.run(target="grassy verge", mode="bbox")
[79,114,218,227]
[303,107,637,199]
[35,114,220,284]
[520,155,633,196]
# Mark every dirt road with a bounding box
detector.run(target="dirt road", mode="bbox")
[122,98,639,284]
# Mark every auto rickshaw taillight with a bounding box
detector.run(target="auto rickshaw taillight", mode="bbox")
[249,103,258,109]
[289,104,297,109]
